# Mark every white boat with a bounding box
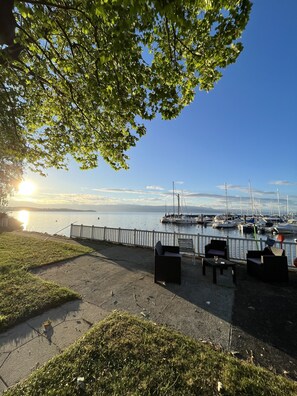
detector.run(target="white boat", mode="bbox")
[274,220,297,234]
[195,215,213,224]
[262,215,284,224]
[161,183,197,225]
[213,219,237,229]
[212,184,238,229]
[174,215,197,225]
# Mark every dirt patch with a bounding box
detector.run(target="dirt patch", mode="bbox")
[231,264,297,381]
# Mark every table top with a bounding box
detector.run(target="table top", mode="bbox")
[203,257,235,267]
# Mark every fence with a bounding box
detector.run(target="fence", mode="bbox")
[70,224,297,268]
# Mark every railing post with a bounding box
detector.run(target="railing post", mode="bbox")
[226,235,229,259]
[103,226,106,241]
[91,225,94,240]
[118,227,121,243]
[152,230,155,248]
[197,233,200,256]
[80,224,83,238]
[70,223,73,238]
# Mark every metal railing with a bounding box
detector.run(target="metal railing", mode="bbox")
[70,224,297,268]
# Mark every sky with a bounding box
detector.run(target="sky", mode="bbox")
[9,0,297,215]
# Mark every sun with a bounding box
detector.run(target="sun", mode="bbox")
[18,180,36,196]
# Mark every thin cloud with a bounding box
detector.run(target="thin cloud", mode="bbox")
[216,183,280,196]
[270,180,297,186]
[146,185,164,191]
[93,187,147,195]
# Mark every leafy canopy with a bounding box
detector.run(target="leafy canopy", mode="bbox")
[1,0,252,172]
[0,82,24,205]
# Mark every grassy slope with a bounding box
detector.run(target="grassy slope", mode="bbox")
[0,232,93,331]
[4,312,297,396]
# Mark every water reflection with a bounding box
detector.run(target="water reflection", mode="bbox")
[17,210,29,230]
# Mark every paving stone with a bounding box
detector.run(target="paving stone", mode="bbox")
[0,378,7,394]
[62,301,109,326]
[49,318,91,350]
[0,352,9,368]
[27,306,73,333]
[0,323,38,353]
[0,335,60,387]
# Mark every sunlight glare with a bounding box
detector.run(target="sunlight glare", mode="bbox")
[17,210,29,230]
[18,180,36,196]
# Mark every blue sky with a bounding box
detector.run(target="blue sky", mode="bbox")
[10,1,297,214]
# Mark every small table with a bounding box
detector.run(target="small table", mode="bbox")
[202,257,236,284]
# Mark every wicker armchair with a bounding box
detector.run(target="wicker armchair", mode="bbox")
[205,239,228,260]
[247,247,288,282]
[154,241,181,284]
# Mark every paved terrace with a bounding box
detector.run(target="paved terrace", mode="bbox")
[1,241,297,393]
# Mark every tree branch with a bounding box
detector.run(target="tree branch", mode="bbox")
[16,0,83,13]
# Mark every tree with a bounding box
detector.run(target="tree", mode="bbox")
[0,0,252,173]
[0,158,23,207]
[0,138,23,207]
[0,74,25,206]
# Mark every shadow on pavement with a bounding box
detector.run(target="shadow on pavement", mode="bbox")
[77,239,297,381]
[231,265,297,381]
[32,238,297,381]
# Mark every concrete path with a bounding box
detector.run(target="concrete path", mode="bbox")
[0,244,236,394]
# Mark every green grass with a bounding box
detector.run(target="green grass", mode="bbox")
[4,311,297,396]
[0,232,93,331]
[0,231,92,269]
[0,268,80,330]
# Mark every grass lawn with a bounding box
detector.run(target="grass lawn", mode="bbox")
[0,231,92,269]
[0,231,93,331]
[4,311,297,396]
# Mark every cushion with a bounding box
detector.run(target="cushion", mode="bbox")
[155,241,163,256]
[164,252,181,258]
[270,247,284,256]
[207,249,225,256]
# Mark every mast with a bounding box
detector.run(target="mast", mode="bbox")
[249,180,254,216]
[172,181,175,215]
[277,189,280,217]
[177,193,180,216]
[225,182,229,219]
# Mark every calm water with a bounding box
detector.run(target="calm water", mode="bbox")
[9,210,297,243]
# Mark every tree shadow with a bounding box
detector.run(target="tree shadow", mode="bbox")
[231,265,297,380]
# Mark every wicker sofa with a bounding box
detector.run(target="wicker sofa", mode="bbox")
[246,246,288,282]
[154,241,181,284]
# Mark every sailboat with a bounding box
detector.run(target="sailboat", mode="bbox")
[161,182,197,225]
[212,183,237,229]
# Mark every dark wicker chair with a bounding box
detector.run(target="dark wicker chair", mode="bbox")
[154,241,181,284]
[205,239,228,260]
[247,247,288,282]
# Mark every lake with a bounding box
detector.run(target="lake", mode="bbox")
[8,209,297,243]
